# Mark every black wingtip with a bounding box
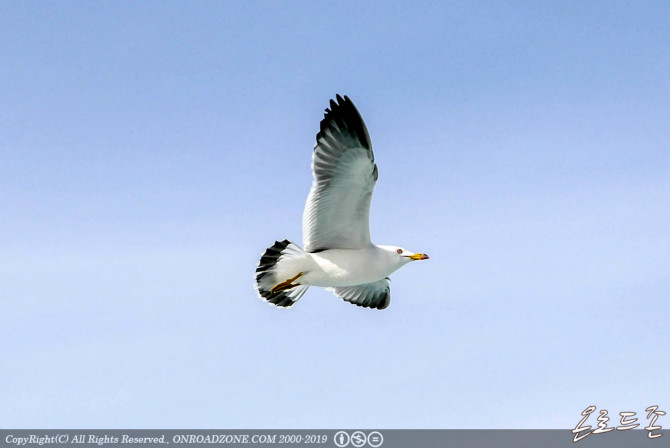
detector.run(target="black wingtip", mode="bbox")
[317,94,372,151]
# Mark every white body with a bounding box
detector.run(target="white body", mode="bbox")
[273,246,407,288]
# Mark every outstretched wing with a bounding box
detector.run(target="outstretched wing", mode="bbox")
[328,278,391,310]
[302,95,378,252]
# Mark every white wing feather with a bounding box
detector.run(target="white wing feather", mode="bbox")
[328,278,391,309]
[302,95,378,252]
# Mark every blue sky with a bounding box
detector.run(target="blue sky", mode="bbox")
[1,1,669,429]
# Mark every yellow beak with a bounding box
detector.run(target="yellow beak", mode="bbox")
[407,253,429,261]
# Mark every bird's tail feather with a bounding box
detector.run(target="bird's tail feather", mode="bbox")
[255,239,310,308]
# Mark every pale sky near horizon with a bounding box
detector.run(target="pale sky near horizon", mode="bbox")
[2,1,669,429]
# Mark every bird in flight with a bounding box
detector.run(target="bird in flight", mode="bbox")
[255,95,429,309]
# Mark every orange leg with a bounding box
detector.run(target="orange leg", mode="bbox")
[271,272,304,293]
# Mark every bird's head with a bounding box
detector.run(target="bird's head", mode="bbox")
[380,245,430,265]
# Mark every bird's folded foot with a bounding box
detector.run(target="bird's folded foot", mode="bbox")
[271,272,304,293]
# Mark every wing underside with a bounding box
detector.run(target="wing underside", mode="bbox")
[302,95,378,252]
[328,278,391,310]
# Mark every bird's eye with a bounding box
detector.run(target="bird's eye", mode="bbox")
[396,248,403,254]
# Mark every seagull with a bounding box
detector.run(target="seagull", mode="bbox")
[255,95,429,310]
